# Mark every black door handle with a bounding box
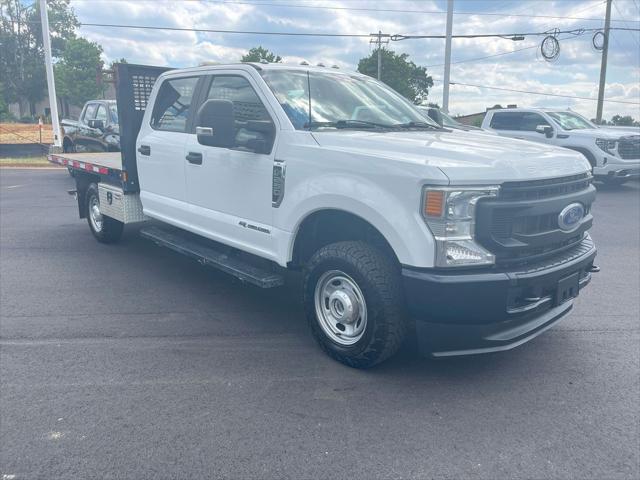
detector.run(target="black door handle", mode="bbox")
[138,145,151,156]
[186,152,203,165]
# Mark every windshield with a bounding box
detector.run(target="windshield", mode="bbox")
[260,70,439,130]
[546,111,594,130]
[439,110,460,128]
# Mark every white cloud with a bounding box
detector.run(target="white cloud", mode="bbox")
[69,0,640,119]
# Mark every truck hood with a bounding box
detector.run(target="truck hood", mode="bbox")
[311,129,590,184]
[558,126,640,140]
[596,126,640,136]
[558,127,620,140]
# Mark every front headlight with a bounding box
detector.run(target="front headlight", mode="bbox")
[422,186,499,267]
[595,138,616,154]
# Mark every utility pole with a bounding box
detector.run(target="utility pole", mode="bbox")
[596,0,612,124]
[442,0,454,113]
[370,31,389,81]
[39,0,62,148]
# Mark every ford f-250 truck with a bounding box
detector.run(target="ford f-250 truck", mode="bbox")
[49,63,599,368]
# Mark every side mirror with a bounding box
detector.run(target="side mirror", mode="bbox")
[427,109,443,127]
[196,99,235,148]
[88,119,105,130]
[536,124,554,138]
[241,120,275,154]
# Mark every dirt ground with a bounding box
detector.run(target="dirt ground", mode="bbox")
[0,123,54,144]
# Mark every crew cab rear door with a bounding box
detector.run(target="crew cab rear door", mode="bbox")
[74,102,98,152]
[183,70,279,260]
[488,111,555,144]
[136,75,202,223]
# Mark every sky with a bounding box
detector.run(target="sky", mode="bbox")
[67,0,640,120]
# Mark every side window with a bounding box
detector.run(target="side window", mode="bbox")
[204,75,274,152]
[206,76,270,122]
[83,103,97,123]
[490,112,522,130]
[94,105,108,123]
[520,112,550,131]
[151,76,199,132]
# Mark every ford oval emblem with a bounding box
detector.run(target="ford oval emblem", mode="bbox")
[558,203,584,231]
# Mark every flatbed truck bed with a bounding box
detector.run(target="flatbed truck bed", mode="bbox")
[49,151,123,172]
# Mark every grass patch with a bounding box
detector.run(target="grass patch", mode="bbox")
[0,156,56,167]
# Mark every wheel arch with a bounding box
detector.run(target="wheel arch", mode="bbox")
[289,208,401,268]
[62,136,74,152]
[564,146,597,168]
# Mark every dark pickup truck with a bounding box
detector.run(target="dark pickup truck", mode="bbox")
[61,100,120,153]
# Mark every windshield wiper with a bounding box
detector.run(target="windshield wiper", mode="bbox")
[306,119,394,130]
[393,121,439,130]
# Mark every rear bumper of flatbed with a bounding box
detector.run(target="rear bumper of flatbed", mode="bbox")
[48,151,123,173]
[48,152,130,188]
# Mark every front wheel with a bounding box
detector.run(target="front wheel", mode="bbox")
[303,241,407,368]
[86,183,124,243]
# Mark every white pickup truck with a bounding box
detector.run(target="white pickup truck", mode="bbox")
[50,63,599,367]
[481,108,640,185]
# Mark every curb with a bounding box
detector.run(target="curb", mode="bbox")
[0,166,64,170]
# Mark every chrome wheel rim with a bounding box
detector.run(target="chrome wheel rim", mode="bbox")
[89,194,103,233]
[314,270,367,346]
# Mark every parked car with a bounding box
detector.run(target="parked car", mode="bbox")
[61,100,120,153]
[49,63,598,367]
[481,108,640,185]
[417,106,486,132]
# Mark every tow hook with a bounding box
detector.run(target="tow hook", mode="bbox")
[589,265,601,273]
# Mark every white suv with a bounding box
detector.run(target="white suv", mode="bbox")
[482,108,640,185]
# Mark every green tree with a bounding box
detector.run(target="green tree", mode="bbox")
[0,82,13,121]
[55,38,104,115]
[0,0,79,116]
[357,48,433,104]
[610,115,637,126]
[241,46,282,63]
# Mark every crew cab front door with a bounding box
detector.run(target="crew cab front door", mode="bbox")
[183,72,278,260]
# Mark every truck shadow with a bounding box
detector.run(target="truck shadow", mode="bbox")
[120,226,543,379]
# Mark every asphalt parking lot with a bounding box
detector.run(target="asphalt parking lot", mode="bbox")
[1,168,639,480]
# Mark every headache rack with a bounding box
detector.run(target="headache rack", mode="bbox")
[49,63,172,192]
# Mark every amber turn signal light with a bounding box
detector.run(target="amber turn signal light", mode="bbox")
[424,190,444,217]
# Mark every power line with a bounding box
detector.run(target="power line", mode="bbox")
[425,33,587,68]
[612,0,640,49]
[68,0,637,23]
[391,27,638,41]
[62,22,638,39]
[443,81,640,105]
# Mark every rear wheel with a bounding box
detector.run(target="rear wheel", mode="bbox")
[303,241,407,368]
[63,139,76,176]
[86,183,123,243]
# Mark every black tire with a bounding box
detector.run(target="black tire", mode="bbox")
[303,241,407,368]
[85,183,124,244]
[64,140,76,176]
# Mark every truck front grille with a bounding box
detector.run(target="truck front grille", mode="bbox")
[617,135,640,160]
[476,174,596,267]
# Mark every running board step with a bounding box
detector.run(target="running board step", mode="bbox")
[140,226,284,288]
